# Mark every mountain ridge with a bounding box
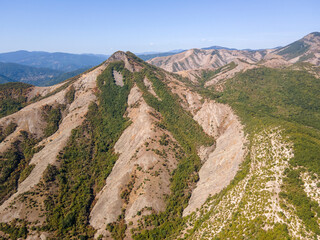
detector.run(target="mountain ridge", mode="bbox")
[0,50,108,72]
[148,32,320,72]
[0,33,320,239]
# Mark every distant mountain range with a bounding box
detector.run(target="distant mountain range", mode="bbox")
[148,32,320,72]
[0,74,13,84]
[1,33,318,87]
[0,62,63,85]
[0,50,185,86]
[201,45,238,50]
[0,51,110,86]
[1,32,320,239]
[0,51,107,72]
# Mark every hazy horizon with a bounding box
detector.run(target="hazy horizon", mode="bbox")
[1,0,319,54]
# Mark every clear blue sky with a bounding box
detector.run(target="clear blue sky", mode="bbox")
[1,0,319,54]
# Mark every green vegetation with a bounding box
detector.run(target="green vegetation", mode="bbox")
[2,52,320,239]
[0,122,17,143]
[137,51,184,61]
[193,62,236,100]
[44,61,133,238]
[43,164,58,183]
[277,40,310,59]
[41,54,214,239]
[0,50,106,72]
[43,68,88,86]
[280,168,320,235]
[18,164,35,183]
[184,154,251,238]
[0,62,61,85]
[30,62,103,104]
[207,67,320,237]
[219,67,320,130]
[0,131,38,204]
[107,209,127,240]
[199,62,236,86]
[0,221,28,240]
[65,85,75,104]
[131,62,214,239]
[0,82,33,118]
[213,218,291,239]
[42,104,65,137]
[175,66,320,238]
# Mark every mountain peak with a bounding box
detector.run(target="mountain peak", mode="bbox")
[309,31,320,37]
[301,32,320,42]
[107,51,144,72]
[107,51,128,61]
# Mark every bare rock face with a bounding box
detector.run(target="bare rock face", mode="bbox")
[148,48,265,72]
[113,70,124,86]
[143,76,159,99]
[26,82,66,100]
[90,86,180,238]
[204,59,257,87]
[183,100,246,216]
[0,64,106,222]
[107,51,143,72]
[164,73,203,115]
[148,33,320,78]
[151,71,246,218]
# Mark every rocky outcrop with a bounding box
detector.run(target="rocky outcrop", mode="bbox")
[148,32,320,75]
[0,63,106,222]
[204,59,257,87]
[143,76,159,99]
[113,70,124,86]
[148,48,265,72]
[107,51,143,72]
[186,129,310,239]
[90,86,180,238]
[183,101,246,216]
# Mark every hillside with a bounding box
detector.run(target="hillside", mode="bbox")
[0,52,245,239]
[0,82,34,118]
[0,42,319,240]
[0,62,91,86]
[274,32,320,65]
[0,51,106,86]
[148,48,266,72]
[0,62,62,85]
[148,32,320,72]
[180,66,320,239]
[0,50,190,86]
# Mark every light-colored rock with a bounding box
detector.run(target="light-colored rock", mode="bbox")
[183,100,246,216]
[107,51,143,72]
[113,70,124,86]
[205,59,256,87]
[187,128,311,239]
[27,82,66,100]
[0,64,106,222]
[148,48,265,72]
[143,76,159,99]
[90,86,179,238]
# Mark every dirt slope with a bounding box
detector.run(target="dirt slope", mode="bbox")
[0,64,106,222]
[90,86,180,238]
